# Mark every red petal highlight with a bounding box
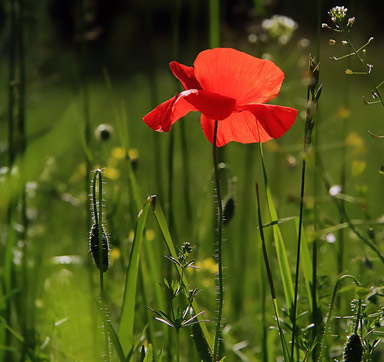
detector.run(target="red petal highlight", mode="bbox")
[240,104,297,139]
[200,104,297,146]
[179,89,236,120]
[170,62,202,90]
[194,48,284,105]
[142,89,235,133]
[143,95,197,132]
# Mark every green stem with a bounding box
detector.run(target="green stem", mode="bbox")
[209,0,220,48]
[313,4,322,352]
[80,0,92,231]
[343,34,384,106]
[176,328,180,362]
[318,275,361,361]
[255,184,290,361]
[8,0,16,168]
[212,121,224,361]
[290,157,307,361]
[92,170,110,362]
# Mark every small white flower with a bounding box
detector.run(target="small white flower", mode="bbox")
[329,185,342,196]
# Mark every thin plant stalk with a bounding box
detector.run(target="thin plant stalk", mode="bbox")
[318,275,361,361]
[290,150,307,361]
[291,56,321,360]
[212,121,224,361]
[255,184,290,362]
[176,328,180,362]
[80,0,92,231]
[179,123,193,227]
[16,0,29,358]
[92,170,110,362]
[312,2,322,359]
[209,0,220,48]
[4,1,17,358]
[167,2,181,358]
[8,0,16,168]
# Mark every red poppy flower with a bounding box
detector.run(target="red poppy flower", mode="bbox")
[143,48,297,147]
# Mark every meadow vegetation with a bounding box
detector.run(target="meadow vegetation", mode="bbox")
[0,1,384,361]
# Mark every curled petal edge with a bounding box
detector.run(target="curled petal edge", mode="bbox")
[143,90,236,133]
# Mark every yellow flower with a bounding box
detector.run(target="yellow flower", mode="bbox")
[111,147,126,160]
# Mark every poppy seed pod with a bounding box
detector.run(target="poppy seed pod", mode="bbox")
[89,223,109,272]
[343,333,363,362]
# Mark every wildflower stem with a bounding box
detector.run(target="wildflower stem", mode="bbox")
[212,120,224,361]
[92,170,110,362]
[176,328,180,362]
[290,140,307,362]
[255,183,290,362]
[344,35,383,106]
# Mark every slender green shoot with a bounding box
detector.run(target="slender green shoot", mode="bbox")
[209,0,220,48]
[259,144,294,312]
[318,275,361,361]
[255,184,290,362]
[291,56,322,361]
[92,169,110,362]
[212,121,224,362]
[119,197,152,356]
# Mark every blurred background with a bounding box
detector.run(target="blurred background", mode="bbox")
[1,0,384,360]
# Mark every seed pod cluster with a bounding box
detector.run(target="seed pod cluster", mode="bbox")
[89,223,109,272]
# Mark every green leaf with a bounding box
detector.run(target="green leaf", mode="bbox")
[105,320,126,362]
[260,145,294,311]
[143,344,153,362]
[118,198,151,356]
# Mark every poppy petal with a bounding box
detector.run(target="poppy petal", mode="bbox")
[240,104,297,139]
[200,113,271,147]
[170,61,202,90]
[200,104,297,146]
[143,89,236,133]
[143,95,197,132]
[194,48,284,105]
[179,89,236,120]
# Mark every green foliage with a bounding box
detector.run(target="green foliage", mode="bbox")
[1,2,384,362]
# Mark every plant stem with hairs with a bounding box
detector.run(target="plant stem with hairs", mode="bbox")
[291,56,322,361]
[212,121,224,361]
[92,170,110,362]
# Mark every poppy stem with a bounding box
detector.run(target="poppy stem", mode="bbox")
[212,120,224,361]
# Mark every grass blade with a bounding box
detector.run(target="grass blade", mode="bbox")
[119,197,152,356]
[255,184,290,361]
[259,145,294,312]
[295,220,314,310]
[105,320,126,362]
[143,344,153,362]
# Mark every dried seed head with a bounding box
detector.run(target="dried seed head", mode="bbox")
[89,223,109,272]
[343,333,363,362]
